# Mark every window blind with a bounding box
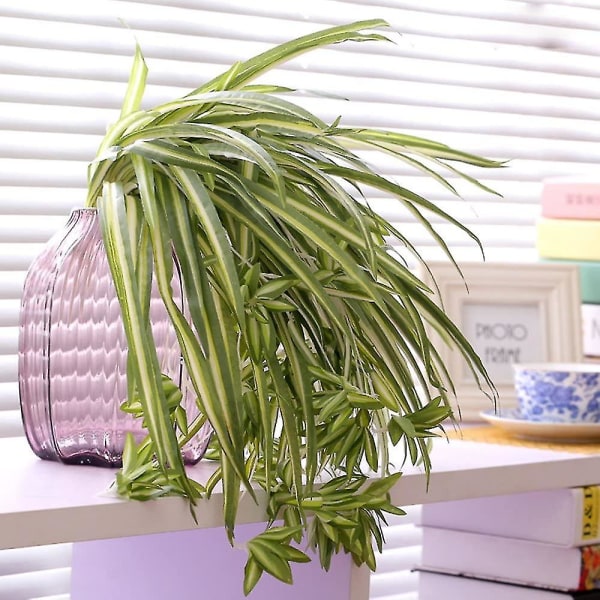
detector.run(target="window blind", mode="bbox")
[0,544,72,600]
[1,1,599,599]
[369,506,423,600]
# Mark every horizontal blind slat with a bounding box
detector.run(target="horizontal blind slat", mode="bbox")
[0,189,82,215]
[0,216,65,243]
[0,328,17,355]
[0,383,18,413]
[0,545,72,576]
[383,506,422,526]
[0,244,47,270]
[370,569,420,597]
[373,593,419,600]
[0,164,86,189]
[0,302,20,327]
[378,545,423,574]
[0,273,26,299]
[381,526,423,548]
[0,355,18,381]
[0,567,71,599]
[0,413,23,437]
[397,246,540,265]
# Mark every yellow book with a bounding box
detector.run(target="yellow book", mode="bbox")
[537,218,600,261]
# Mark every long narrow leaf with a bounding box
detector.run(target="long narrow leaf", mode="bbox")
[151,172,251,503]
[194,20,392,94]
[98,182,184,477]
[120,44,148,119]
[275,315,318,490]
[169,166,245,323]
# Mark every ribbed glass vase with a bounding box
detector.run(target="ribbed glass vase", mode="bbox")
[18,208,212,466]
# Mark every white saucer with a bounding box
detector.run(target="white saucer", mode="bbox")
[480,409,600,443]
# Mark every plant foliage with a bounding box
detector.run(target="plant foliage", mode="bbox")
[86,20,501,594]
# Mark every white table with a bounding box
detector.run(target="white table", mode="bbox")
[3,435,599,550]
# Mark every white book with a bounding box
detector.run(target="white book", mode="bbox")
[420,486,600,546]
[420,527,600,591]
[419,571,600,600]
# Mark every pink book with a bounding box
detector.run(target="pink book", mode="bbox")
[541,178,600,220]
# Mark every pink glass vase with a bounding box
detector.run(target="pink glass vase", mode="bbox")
[18,208,211,466]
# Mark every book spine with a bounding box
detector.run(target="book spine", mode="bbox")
[579,545,600,590]
[580,486,600,545]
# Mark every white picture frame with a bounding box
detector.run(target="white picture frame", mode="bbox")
[418,262,583,421]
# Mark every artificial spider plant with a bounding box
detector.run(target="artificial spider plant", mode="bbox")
[86,19,500,594]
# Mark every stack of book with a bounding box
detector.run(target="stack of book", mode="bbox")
[416,486,600,599]
[536,178,600,359]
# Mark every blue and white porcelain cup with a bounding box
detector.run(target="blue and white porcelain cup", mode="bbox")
[513,363,600,423]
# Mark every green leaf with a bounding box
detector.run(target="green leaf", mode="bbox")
[316,390,348,423]
[362,472,403,499]
[247,181,385,307]
[388,418,403,445]
[364,430,379,472]
[277,544,311,563]
[221,455,241,543]
[98,182,186,483]
[258,299,297,312]
[120,44,148,119]
[120,122,288,208]
[153,173,251,499]
[247,539,293,585]
[195,20,392,94]
[243,556,264,596]
[393,415,418,438]
[256,525,302,543]
[275,317,317,489]
[347,392,384,410]
[169,166,244,324]
[255,276,298,300]
[264,350,304,505]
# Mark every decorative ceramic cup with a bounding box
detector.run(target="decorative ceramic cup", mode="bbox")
[513,363,600,423]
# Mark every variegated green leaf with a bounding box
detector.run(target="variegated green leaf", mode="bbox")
[195,20,391,94]
[120,44,148,119]
[98,182,185,479]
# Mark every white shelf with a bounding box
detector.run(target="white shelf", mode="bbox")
[3,436,599,550]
